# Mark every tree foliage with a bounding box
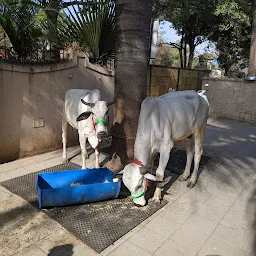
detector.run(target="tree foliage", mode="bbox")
[34,0,116,60]
[153,32,206,68]
[0,27,12,49]
[153,32,186,67]
[0,0,43,59]
[154,0,252,75]
[0,0,116,62]
[208,0,251,75]
[153,0,218,68]
[152,33,175,66]
[58,0,115,59]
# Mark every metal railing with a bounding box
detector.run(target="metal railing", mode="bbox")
[0,46,68,65]
[90,54,115,70]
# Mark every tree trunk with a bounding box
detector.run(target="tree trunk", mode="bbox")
[183,35,187,68]
[188,41,195,69]
[111,0,153,164]
[183,47,187,68]
[180,32,184,68]
[224,64,230,76]
[45,5,60,61]
[248,0,256,76]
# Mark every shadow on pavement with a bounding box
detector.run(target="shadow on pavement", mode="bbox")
[48,244,73,256]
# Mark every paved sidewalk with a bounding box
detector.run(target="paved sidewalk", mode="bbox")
[0,118,255,256]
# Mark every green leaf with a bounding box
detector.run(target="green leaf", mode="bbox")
[57,0,115,59]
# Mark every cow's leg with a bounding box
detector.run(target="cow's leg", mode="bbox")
[79,133,87,169]
[152,143,173,204]
[95,148,100,168]
[179,137,194,182]
[148,153,157,174]
[188,123,206,188]
[62,113,68,163]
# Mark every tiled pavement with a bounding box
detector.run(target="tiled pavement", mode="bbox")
[0,118,255,256]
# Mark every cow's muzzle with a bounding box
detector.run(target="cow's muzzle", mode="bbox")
[133,196,146,206]
[97,131,107,139]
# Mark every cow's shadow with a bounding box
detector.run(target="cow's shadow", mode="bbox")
[156,150,211,177]
[161,150,211,197]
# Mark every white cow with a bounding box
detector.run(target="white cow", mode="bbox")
[122,90,209,206]
[62,89,114,169]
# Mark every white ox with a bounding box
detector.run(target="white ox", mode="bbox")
[62,89,114,169]
[122,90,209,206]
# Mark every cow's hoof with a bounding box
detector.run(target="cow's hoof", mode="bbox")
[187,181,196,188]
[149,197,161,205]
[178,174,188,182]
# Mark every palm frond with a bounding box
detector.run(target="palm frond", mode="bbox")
[57,0,115,59]
[0,0,43,59]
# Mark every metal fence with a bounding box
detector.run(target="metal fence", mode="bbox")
[149,64,210,97]
[0,46,115,70]
[90,56,115,70]
[0,46,68,64]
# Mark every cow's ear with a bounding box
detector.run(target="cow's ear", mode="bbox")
[76,111,92,122]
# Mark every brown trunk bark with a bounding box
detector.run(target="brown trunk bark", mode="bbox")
[188,41,195,69]
[183,46,187,68]
[224,65,229,76]
[248,0,256,76]
[180,33,184,68]
[183,35,187,68]
[111,0,153,164]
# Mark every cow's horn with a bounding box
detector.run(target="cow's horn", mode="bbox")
[81,99,95,107]
[144,173,157,181]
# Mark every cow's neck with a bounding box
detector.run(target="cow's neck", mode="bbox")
[134,136,151,167]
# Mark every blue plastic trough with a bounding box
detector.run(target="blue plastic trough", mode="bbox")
[36,168,121,208]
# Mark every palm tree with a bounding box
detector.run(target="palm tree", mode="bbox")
[36,0,114,60]
[57,0,115,60]
[0,0,115,61]
[111,0,153,163]
[0,0,43,60]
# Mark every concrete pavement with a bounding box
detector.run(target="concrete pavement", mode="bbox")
[0,118,255,256]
